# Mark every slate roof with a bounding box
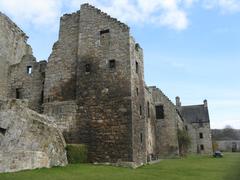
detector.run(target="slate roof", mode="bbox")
[180,104,210,124]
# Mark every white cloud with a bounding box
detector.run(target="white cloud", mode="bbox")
[203,0,240,13]
[0,0,62,29]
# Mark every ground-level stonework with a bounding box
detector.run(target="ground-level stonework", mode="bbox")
[0,99,67,173]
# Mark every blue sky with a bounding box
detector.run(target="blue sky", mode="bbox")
[1,0,240,129]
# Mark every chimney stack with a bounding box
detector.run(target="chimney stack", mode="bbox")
[203,99,208,108]
[176,96,181,107]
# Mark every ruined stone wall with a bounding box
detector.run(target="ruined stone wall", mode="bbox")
[44,101,78,143]
[187,122,213,154]
[0,12,32,100]
[76,4,133,163]
[130,37,147,165]
[44,12,79,102]
[0,99,67,173]
[149,87,182,158]
[144,87,157,161]
[8,55,46,112]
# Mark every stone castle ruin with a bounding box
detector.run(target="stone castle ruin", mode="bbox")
[0,4,213,172]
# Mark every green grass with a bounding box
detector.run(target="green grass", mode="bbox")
[0,153,239,180]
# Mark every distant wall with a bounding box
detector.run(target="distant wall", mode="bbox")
[216,140,240,152]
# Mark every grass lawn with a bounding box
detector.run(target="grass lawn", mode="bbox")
[0,153,239,180]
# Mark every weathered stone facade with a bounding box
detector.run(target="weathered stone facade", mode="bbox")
[0,12,32,100]
[177,98,213,154]
[8,55,46,112]
[0,99,67,173]
[0,3,214,169]
[216,140,240,152]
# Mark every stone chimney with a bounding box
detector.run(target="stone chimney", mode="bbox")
[203,99,208,108]
[176,96,181,107]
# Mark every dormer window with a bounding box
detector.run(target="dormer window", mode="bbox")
[27,66,32,74]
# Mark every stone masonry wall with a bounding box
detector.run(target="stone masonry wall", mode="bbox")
[0,12,32,100]
[76,4,133,163]
[44,12,79,102]
[187,122,213,154]
[144,87,157,161]
[0,99,67,173]
[130,37,147,165]
[8,55,46,112]
[149,87,183,158]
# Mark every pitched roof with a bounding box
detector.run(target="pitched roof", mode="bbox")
[180,104,210,124]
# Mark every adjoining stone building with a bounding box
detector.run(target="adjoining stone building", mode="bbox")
[176,97,213,154]
[0,3,213,169]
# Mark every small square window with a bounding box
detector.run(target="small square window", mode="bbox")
[0,127,6,135]
[109,59,116,69]
[85,64,91,73]
[27,66,32,74]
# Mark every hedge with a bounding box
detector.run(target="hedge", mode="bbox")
[66,144,88,164]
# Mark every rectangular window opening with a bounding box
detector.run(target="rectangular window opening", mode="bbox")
[109,59,116,69]
[85,64,91,73]
[155,105,164,119]
[16,88,22,99]
[147,102,150,118]
[100,29,110,35]
[199,133,203,139]
[0,127,7,135]
[136,61,139,73]
[27,66,32,74]
[140,133,143,143]
[140,105,142,116]
[136,87,139,96]
[200,144,204,150]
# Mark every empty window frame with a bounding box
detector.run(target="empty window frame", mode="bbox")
[136,87,139,96]
[109,59,116,69]
[200,144,204,150]
[100,29,110,35]
[85,64,91,73]
[135,61,139,73]
[0,127,6,135]
[155,105,164,119]
[27,66,32,74]
[140,133,143,143]
[16,88,22,99]
[147,101,150,118]
[140,105,142,116]
[199,133,203,139]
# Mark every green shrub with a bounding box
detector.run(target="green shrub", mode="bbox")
[66,144,88,164]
